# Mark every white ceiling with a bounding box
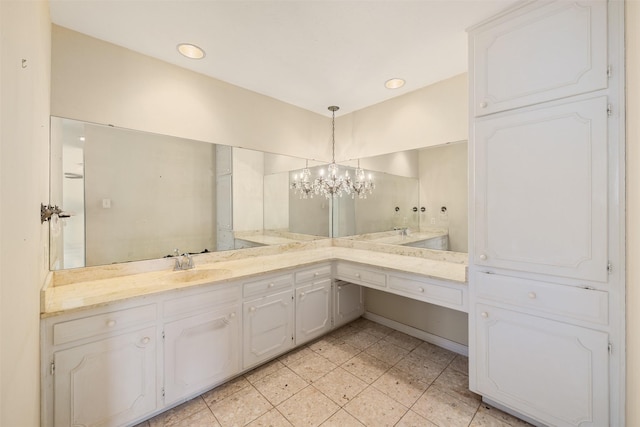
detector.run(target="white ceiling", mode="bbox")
[49,0,518,117]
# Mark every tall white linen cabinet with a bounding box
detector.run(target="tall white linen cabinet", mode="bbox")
[467,1,625,426]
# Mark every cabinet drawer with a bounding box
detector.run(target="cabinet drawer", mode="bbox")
[295,264,331,284]
[475,273,608,325]
[335,263,387,289]
[243,273,293,298]
[389,275,464,309]
[53,304,157,346]
[164,286,240,319]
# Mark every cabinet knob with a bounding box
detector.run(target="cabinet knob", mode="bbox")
[300,292,306,298]
[481,312,489,318]
[418,287,424,293]
[479,254,487,261]
[337,286,342,291]
[480,101,488,109]
[268,282,274,288]
[314,272,319,276]
[140,337,150,345]
[528,292,537,299]
[355,273,361,278]
[229,312,236,318]
[249,306,256,312]
[106,320,117,327]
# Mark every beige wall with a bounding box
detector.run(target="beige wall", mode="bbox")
[337,73,468,161]
[51,25,469,164]
[418,142,468,252]
[51,26,331,162]
[627,1,639,425]
[0,1,51,426]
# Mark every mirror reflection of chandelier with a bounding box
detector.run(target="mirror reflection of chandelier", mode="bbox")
[351,159,375,199]
[289,160,314,199]
[290,106,375,200]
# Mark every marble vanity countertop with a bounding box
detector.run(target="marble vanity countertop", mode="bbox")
[343,229,448,245]
[41,241,467,317]
[233,230,325,246]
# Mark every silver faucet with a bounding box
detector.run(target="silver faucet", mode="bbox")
[173,249,195,270]
[393,227,409,236]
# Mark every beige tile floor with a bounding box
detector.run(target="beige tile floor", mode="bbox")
[135,318,533,427]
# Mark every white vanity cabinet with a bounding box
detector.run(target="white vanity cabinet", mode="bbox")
[43,303,158,427]
[294,264,332,345]
[333,280,364,328]
[470,0,608,117]
[242,273,295,369]
[43,259,469,426]
[468,0,624,425]
[162,286,241,405]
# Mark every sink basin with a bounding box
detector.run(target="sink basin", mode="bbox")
[162,268,232,284]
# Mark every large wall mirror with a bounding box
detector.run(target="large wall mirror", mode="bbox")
[50,116,467,270]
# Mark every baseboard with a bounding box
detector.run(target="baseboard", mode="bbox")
[362,311,469,356]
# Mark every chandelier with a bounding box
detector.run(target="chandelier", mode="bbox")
[351,159,375,199]
[290,105,375,199]
[290,160,314,199]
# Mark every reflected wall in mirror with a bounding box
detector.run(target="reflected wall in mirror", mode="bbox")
[335,142,468,253]
[50,117,328,270]
[50,117,218,269]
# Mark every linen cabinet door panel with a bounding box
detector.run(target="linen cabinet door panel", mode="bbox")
[473,96,608,282]
[471,0,607,116]
[53,326,157,427]
[163,305,240,405]
[295,278,332,345]
[243,289,294,368]
[474,304,609,427]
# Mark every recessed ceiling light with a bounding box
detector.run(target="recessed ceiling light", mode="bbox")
[385,78,406,89]
[177,43,206,59]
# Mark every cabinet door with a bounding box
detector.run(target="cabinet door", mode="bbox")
[334,281,364,328]
[471,0,607,116]
[473,96,608,281]
[243,289,294,368]
[54,327,157,427]
[163,305,240,405]
[473,304,608,427]
[295,278,331,345]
